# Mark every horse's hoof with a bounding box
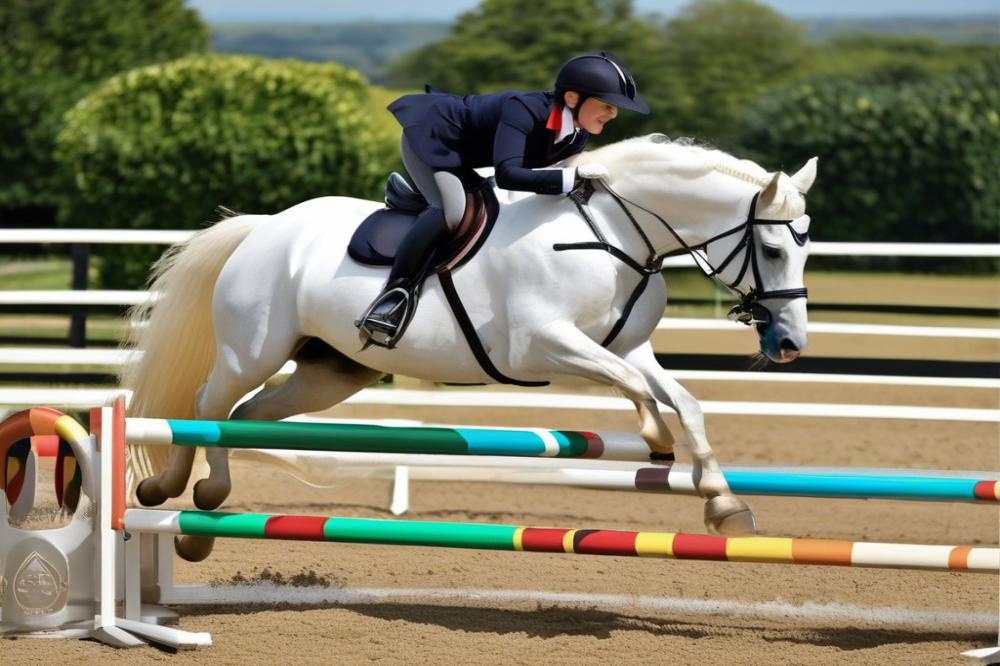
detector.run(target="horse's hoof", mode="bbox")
[135,478,167,507]
[175,535,215,562]
[704,495,757,536]
[193,479,228,511]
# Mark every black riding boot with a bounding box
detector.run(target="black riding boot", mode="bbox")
[356,206,450,347]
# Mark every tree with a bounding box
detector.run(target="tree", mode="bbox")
[657,0,806,143]
[0,0,207,220]
[733,53,1000,254]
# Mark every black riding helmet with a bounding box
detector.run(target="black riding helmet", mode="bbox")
[555,50,649,114]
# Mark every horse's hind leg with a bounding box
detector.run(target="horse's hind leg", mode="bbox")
[228,338,384,423]
[133,443,197,507]
[171,333,300,562]
[133,346,284,511]
[175,338,383,561]
[623,342,756,536]
[194,338,382,511]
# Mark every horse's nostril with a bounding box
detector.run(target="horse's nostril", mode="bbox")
[780,338,799,352]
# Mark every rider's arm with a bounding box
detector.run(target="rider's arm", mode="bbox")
[493,98,575,195]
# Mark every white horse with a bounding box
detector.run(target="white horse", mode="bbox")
[122,134,816,561]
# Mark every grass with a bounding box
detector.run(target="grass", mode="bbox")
[0,258,87,290]
[0,316,126,344]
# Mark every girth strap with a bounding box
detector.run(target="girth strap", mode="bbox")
[438,269,550,387]
[559,179,662,349]
[552,243,655,348]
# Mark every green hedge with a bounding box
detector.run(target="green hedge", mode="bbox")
[734,54,999,254]
[0,0,207,212]
[56,55,400,287]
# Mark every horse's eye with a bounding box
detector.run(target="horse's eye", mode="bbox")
[763,245,782,260]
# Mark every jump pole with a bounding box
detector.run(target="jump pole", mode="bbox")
[125,417,1000,504]
[109,403,1000,658]
[111,407,999,574]
[387,465,1000,504]
[121,508,999,573]
[125,417,656,460]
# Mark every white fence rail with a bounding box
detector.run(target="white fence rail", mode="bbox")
[0,229,192,245]
[4,229,1000,263]
[1,349,995,389]
[0,290,148,306]
[1,387,997,423]
[2,230,996,391]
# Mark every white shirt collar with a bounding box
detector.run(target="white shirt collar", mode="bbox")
[556,104,577,143]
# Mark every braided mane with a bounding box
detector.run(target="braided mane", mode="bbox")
[569,134,805,218]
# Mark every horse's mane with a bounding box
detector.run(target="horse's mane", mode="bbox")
[568,134,805,219]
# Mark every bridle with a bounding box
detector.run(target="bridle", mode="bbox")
[557,178,809,340]
[688,189,810,328]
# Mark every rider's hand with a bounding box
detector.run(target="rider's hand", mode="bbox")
[576,163,609,181]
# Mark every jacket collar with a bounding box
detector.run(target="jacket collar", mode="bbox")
[545,103,578,143]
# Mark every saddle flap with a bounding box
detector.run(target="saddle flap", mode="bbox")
[347,208,417,266]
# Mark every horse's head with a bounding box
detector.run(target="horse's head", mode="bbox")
[731,161,816,363]
[571,135,816,363]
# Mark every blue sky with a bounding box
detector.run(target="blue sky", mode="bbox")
[187,0,1000,23]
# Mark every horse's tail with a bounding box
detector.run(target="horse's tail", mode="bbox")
[120,213,262,487]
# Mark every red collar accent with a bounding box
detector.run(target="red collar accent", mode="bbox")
[545,104,562,132]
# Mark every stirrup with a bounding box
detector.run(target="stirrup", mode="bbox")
[355,285,416,349]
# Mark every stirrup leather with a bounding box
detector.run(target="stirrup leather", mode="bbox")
[355,284,417,349]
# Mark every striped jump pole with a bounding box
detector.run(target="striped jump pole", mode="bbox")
[126,418,655,461]
[124,417,1000,504]
[122,509,1000,574]
[394,465,1000,504]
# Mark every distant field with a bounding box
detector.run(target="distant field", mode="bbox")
[205,17,1000,86]
[211,22,450,83]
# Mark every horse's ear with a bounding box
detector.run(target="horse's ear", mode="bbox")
[755,172,781,216]
[789,157,818,194]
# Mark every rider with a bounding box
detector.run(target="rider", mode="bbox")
[356,50,649,346]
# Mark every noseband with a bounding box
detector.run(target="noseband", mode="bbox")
[712,191,810,327]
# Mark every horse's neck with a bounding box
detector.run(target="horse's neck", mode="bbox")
[603,174,756,259]
[502,190,667,265]
[584,192,667,263]
[492,174,753,267]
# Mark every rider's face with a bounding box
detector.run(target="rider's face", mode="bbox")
[565,92,618,134]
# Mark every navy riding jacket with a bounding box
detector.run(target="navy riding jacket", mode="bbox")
[388,87,589,195]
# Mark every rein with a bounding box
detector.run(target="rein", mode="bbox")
[555,179,809,341]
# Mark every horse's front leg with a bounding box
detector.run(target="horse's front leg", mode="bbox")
[532,324,675,456]
[622,342,757,536]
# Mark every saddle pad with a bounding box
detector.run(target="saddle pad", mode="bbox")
[347,208,417,266]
